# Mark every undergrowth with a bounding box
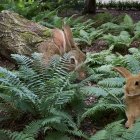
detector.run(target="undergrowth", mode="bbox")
[1,48,140,139]
[85,47,140,139]
[1,1,140,140]
[0,53,88,140]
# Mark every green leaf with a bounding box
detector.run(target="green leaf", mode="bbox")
[123,14,133,26]
[80,29,89,39]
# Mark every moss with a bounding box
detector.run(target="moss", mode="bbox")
[21,32,43,44]
[43,29,51,37]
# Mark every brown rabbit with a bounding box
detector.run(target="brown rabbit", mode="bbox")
[113,67,140,128]
[38,25,86,79]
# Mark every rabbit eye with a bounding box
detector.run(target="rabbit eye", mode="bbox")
[70,58,75,64]
[135,81,139,86]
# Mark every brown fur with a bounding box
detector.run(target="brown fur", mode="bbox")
[113,67,140,128]
[38,25,86,79]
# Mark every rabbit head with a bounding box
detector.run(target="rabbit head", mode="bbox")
[52,25,86,79]
[113,67,140,97]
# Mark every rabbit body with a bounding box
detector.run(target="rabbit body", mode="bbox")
[114,67,140,128]
[38,25,86,79]
[38,39,61,64]
[125,95,140,128]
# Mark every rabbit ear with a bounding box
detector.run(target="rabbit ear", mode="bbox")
[63,25,75,48]
[52,28,66,54]
[113,67,132,78]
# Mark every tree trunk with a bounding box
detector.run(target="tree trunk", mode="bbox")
[0,10,51,60]
[83,0,96,14]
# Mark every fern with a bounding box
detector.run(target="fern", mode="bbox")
[84,47,140,139]
[0,130,35,140]
[45,132,70,140]
[90,120,125,140]
[23,120,43,137]
[0,52,88,139]
[50,108,77,129]
[90,120,140,140]
[102,31,133,48]
[98,77,125,88]
[122,120,140,140]
[0,67,37,102]
[81,102,124,121]
[125,55,140,74]
[81,86,108,97]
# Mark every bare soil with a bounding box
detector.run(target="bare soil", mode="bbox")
[101,9,140,22]
[0,56,15,70]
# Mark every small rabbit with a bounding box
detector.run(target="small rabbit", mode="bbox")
[113,67,140,128]
[38,25,86,79]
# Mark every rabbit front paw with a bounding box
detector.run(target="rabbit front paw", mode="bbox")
[125,121,131,128]
[125,120,134,128]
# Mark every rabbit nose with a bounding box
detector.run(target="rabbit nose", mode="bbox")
[128,88,135,94]
[125,87,134,94]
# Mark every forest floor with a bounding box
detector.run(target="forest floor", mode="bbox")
[70,9,140,138]
[104,9,140,22]
[0,9,139,139]
[84,9,140,53]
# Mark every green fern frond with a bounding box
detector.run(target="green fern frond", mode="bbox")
[42,116,62,126]
[55,90,75,106]
[11,54,33,68]
[86,49,112,65]
[40,89,75,110]
[67,130,88,139]
[0,130,35,140]
[125,55,140,74]
[10,132,35,140]
[95,64,113,73]
[122,120,140,140]
[0,130,11,140]
[108,88,124,95]
[50,108,77,129]
[23,120,43,137]
[89,129,106,140]
[81,86,108,96]
[98,77,125,88]
[81,103,124,121]
[90,120,125,140]
[0,67,37,102]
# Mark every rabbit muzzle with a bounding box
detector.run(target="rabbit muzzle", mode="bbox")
[125,89,140,97]
[126,92,140,97]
